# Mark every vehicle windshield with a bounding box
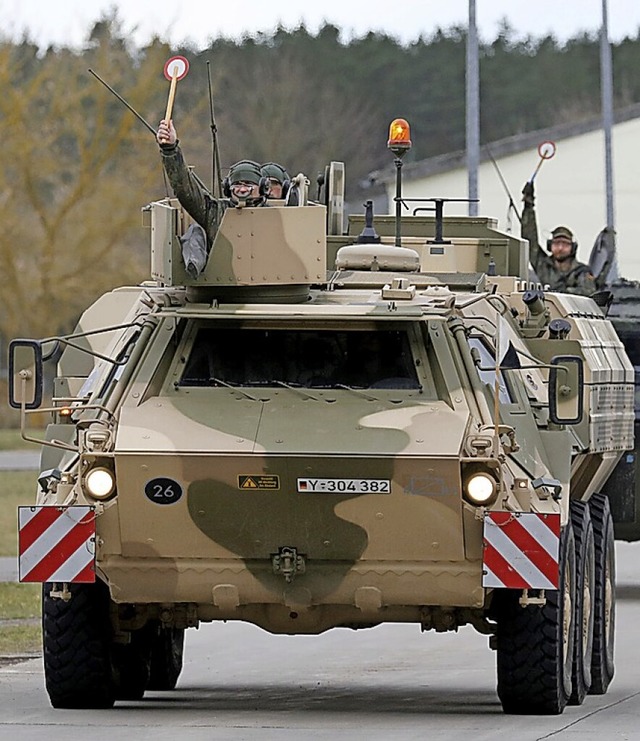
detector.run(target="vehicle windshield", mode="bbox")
[179,327,420,390]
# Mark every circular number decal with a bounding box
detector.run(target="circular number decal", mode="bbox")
[145,477,183,505]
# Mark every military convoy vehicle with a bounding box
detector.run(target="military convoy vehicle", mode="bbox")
[595,277,640,539]
[10,120,634,714]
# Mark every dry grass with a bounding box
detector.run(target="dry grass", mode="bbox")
[0,583,41,657]
[0,471,38,557]
[0,624,41,657]
[0,428,44,450]
[0,582,41,619]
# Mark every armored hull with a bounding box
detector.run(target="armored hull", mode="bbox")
[11,193,631,713]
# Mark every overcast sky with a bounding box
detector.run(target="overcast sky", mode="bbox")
[2,0,639,49]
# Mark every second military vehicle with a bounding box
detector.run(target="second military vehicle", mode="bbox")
[10,120,633,714]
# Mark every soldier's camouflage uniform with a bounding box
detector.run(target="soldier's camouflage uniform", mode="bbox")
[160,142,226,245]
[521,183,596,296]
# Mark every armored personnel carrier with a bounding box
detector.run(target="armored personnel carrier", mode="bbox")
[10,121,633,714]
[595,277,640,539]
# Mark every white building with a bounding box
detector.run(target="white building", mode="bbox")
[376,104,640,280]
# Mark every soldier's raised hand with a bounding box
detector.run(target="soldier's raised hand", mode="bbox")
[522,180,535,205]
[157,119,177,146]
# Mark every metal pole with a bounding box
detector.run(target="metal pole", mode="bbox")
[394,158,403,247]
[466,0,480,216]
[601,0,615,229]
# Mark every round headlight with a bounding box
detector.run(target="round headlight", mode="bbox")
[85,467,115,500]
[465,472,497,505]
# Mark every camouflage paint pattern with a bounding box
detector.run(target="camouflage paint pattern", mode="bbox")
[18,195,633,636]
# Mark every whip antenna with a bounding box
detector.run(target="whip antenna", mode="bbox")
[207,61,223,198]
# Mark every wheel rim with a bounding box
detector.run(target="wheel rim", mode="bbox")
[582,559,593,656]
[604,548,615,662]
[563,557,573,681]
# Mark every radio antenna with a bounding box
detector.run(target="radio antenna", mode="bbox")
[485,144,522,226]
[207,61,223,198]
[88,69,156,137]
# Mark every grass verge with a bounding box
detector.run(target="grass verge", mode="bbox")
[0,583,41,657]
[0,429,44,450]
[0,582,41,619]
[0,625,41,657]
[0,471,38,557]
[0,473,43,658]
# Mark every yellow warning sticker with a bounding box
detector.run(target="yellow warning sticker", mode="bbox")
[238,475,280,491]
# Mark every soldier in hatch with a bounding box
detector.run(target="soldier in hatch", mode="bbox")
[156,118,268,244]
[521,181,596,296]
[260,162,291,200]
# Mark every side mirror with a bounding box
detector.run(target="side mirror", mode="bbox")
[549,355,584,425]
[8,339,43,410]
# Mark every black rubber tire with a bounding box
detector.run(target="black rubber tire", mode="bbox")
[111,624,153,700]
[148,626,185,691]
[569,500,595,705]
[495,522,576,715]
[589,492,616,694]
[42,580,115,709]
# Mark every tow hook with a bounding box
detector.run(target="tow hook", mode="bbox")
[49,583,72,601]
[272,547,306,583]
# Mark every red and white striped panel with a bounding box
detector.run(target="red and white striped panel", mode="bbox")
[482,511,561,590]
[18,506,96,583]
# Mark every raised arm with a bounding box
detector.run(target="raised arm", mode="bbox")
[157,119,219,235]
[520,181,546,275]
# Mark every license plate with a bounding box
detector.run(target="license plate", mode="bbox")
[297,478,391,494]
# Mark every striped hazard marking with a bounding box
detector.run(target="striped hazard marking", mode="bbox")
[18,506,96,583]
[482,511,561,590]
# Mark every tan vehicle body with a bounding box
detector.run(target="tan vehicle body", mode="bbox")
[30,200,632,633]
[13,179,632,712]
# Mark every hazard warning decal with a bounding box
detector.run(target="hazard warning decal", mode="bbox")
[18,506,96,583]
[482,511,560,590]
[238,475,280,491]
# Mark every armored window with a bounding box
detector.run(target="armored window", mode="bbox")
[179,327,420,390]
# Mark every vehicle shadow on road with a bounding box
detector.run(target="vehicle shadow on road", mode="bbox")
[125,684,502,714]
[615,583,640,600]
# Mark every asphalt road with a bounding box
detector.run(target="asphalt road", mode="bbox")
[0,451,40,471]
[2,543,640,739]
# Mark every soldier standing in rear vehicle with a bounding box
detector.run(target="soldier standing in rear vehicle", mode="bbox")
[521,181,597,296]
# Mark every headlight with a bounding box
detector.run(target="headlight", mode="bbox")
[85,467,116,500]
[464,472,497,505]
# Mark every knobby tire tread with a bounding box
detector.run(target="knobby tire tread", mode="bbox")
[496,524,575,715]
[148,627,185,691]
[42,581,115,709]
[568,500,594,705]
[589,492,616,694]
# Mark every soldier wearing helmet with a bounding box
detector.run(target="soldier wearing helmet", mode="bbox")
[156,119,268,246]
[521,181,596,296]
[223,159,267,205]
[260,162,291,199]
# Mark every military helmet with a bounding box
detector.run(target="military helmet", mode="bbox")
[260,162,290,184]
[551,226,574,241]
[223,160,270,203]
[227,160,263,186]
[547,225,578,255]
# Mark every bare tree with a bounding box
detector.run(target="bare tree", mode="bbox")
[0,36,170,340]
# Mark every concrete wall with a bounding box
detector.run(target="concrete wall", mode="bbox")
[387,118,640,279]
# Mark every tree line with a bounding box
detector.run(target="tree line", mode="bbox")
[2,12,640,340]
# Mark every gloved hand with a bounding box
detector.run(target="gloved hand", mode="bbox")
[522,181,534,205]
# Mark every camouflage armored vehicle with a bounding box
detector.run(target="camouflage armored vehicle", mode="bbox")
[10,121,633,714]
